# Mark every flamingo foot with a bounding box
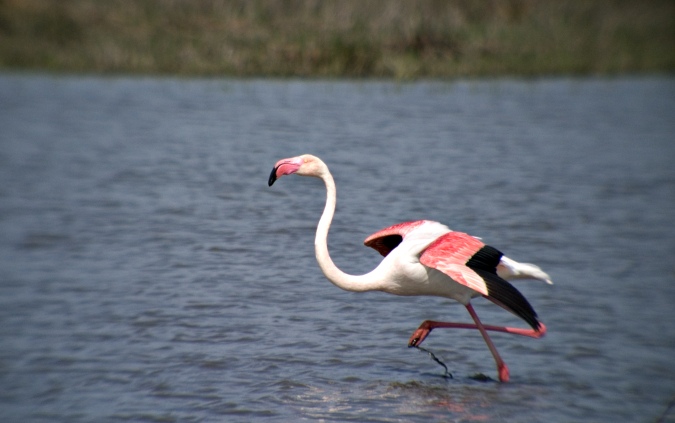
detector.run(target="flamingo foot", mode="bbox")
[497,364,509,382]
[498,363,510,383]
[408,321,433,347]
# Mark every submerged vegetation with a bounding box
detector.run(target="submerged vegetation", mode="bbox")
[0,0,673,78]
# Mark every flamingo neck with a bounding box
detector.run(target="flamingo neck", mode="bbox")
[314,169,382,293]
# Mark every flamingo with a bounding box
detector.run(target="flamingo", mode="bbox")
[268,154,551,382]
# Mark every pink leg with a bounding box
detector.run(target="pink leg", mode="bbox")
[408,319,545,347]
[465,303,509,382]
[407,306,547,382]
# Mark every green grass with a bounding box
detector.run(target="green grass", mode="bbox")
[0,0,673,78]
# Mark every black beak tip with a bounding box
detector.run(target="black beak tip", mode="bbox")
[268,167,278,187]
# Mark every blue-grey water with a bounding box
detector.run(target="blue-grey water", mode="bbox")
[1,74,674,422]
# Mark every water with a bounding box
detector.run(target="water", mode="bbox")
[0,74,673,422]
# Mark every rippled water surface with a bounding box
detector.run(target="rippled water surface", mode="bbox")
[1,74,674,422]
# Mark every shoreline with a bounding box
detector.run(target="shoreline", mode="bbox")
[2,69,672,82]
[2,1,673,79]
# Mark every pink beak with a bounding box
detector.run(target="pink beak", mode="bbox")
[268,158,302,186]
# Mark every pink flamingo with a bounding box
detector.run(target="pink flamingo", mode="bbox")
[268,154,552,382]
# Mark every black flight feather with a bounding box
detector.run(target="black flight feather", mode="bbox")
[367,234,403,257]
[466,245,541,331]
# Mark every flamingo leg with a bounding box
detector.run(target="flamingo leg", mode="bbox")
[462,303,509,382]
[407,305,546,382]
[407,319,545,347]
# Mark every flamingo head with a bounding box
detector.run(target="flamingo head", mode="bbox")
[268,154,325,186]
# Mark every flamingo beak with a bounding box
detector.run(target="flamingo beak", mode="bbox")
[268,166,279,186]
[268,157,303,187]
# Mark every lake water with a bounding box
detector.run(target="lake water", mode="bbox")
[0,74,673,422]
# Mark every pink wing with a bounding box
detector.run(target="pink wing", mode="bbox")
[365,222,489,296]
[367,223,541,329]
[419,232,489,295]
[363,220,428,257]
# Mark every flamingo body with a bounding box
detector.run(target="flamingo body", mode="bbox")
[268,154,550,382]
[365,221,541,330]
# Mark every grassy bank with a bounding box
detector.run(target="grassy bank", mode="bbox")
[0,0,673,78]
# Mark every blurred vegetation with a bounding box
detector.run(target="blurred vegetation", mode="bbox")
[0,0,673,78]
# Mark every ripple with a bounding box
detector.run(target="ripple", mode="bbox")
[1,75,673,423]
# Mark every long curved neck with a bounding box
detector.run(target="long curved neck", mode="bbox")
[314,169,382,293]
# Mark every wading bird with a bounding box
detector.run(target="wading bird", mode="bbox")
[268,154,551,382]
